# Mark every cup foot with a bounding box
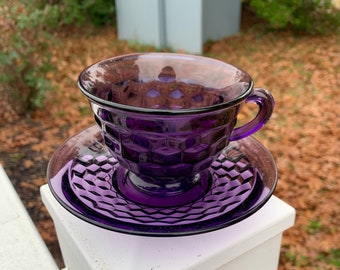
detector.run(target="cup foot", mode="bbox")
[114,167,212,207]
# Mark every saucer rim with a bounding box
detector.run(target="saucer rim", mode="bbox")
[47,125,277,236]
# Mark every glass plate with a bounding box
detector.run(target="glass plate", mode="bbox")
[47,125,277,236]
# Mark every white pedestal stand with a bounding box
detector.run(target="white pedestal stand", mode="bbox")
[41,184,295,270]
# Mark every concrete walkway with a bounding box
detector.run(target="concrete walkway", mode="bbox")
[0,164,58,270]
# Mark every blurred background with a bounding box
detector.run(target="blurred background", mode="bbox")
[0,1,339,269]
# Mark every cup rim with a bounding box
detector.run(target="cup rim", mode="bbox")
[78,52,254,115]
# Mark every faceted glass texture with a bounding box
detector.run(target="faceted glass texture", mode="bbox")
[47,126,278,236]
[78,53,274,200]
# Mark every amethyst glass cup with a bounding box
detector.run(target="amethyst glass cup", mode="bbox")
[78,53,274,207]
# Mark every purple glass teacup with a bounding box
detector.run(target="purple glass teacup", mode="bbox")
[78,53,274,206]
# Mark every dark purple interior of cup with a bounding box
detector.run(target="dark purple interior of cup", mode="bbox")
[78,53,253,113]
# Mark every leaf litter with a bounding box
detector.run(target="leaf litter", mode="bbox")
[0,11,339,269]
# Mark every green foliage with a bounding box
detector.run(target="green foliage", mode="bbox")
[0,0,115,115]
[306,218,323,234]
[0,2,56,113]
[247,0,340,34]
[36,0,116,27]
[318,249,340,267]
[283,250,312,267]
[81,0,116,27]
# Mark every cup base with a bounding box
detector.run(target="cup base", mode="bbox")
[114,167,212,207]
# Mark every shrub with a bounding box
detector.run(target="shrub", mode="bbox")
[246,0,340,34]
[0,0,116,118]
[36,0,116,27]
[0,2,57,115]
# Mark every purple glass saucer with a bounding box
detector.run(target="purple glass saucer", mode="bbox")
[47,125,277,236]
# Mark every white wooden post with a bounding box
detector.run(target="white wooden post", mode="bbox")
[41,184,295,270]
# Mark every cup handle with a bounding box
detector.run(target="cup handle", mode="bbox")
[229,88,274,141]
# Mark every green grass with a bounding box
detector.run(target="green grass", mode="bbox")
[306,218,323,235]
[318,249,340,268]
